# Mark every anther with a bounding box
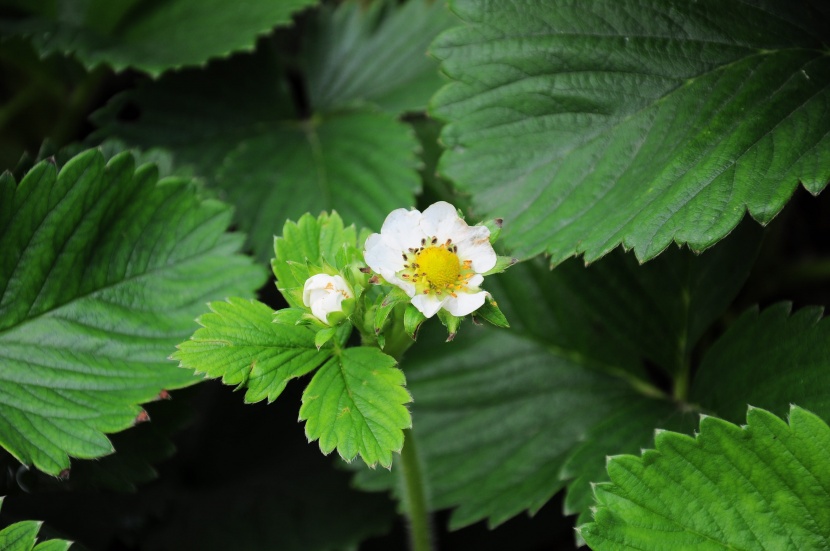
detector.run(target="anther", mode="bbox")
[421,238,426,246]
[431,237,438,244]
[402,253,408,261]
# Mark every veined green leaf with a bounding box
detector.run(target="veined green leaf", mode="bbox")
[304,0,455,113]
[93,47,421,262]
[300,347,412,468]
[581,406,830,551]
[692,303,830,423]
[2,0,318,76]
[431,0,830,263]
[352,229,758,529]
[172,299,329,404]
[0,149,265,476]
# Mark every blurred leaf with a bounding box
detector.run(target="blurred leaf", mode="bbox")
[304,0,455,113]
[300,347,412,468]
[581,406,830,551]
[0,149,265,476]
[93,47,421,262]
[1,0,318,76]
[173,299,329,404]
[692,303,830,423]
[431,0,830,263]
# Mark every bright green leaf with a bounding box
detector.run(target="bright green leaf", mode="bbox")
[0,498,72,551]
[93,47,422,262]
[581,406,830,551]
[172,299,330,404]
[692,303,830,423]
[0,149,265,476]
[431,0,830,263]
[3,0,318,75]
[300,347,412,468]
[303,0,455,113]
[272,212,358,308]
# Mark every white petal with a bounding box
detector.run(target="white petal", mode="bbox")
[420,201,466,242]
[466,273,484,288]
[455,225,496,273]
[443,291,487,317]
[303,273,337,306]
[311,291,346,323]
[364,233,405,274]
[411,293,446,318]
[380,208,424,250]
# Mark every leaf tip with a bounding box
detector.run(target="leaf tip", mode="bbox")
[156,389,172,401]
[135,409,151,424]
[446,332,456,342]
[58,468,71,481]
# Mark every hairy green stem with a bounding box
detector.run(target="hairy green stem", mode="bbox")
[673,356,691,402]
[397,429,433,551]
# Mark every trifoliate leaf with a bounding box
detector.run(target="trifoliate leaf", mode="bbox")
[272,212,358,308]
[93,43,422,263]
[303,0,455,114]
[431,0,830,263]
[172,299,330,404]
[0,498,72,550]
[2,0,317,76]
[300,347,412,468]
[0,149,265,476]
[692,303,830,423]
[580,406,830,551]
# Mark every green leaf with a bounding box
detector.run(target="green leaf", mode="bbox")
[172,298,330,404]
[3,0,318,76]
[303,0,455,113]
[0,498,72,551]
[403,304,427,339]
[352,229,759,528]
[93,47,422,262]
[0,149,265,476]
[580,406,830,551]
[471,296,509,328]
[272,212,358,308]
[431,0,830,263]
[692,303,830,423]
[300,347,412,468]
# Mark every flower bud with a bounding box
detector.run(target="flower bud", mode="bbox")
[303,274,354,325]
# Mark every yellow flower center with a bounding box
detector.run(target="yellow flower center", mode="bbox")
[416,246,460,289]
[399,237,475,296]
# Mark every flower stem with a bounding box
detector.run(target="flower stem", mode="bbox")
[397,429,434,551]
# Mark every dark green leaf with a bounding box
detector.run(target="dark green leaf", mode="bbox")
[3,0,318,75]
[432,0,830,263]
[0,149,264,476]
[692,303,830,423]
[304,0,455,113]
[93,47,421,262]
[581,406,830,551]
[0,498,72,551]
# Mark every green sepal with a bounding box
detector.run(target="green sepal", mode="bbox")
[483,255,518,276]
[404,304,428,340]
[482,219,504,244]
[374,287,412,337]
[437,309,462,341]
[473,297,510,328]
[315,327,338,350]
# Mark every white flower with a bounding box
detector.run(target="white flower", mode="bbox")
[303,274,353,324]
[364,201,497,318]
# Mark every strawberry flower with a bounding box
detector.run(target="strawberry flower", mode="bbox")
[364,202,497,318]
